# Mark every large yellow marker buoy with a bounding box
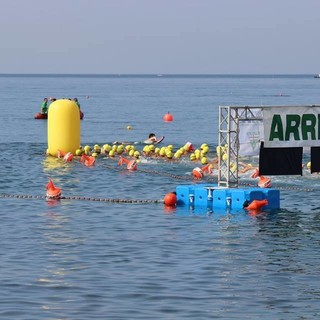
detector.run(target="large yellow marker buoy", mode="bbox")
[47,99,80,156]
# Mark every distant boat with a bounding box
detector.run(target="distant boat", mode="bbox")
[34,110,84,120]
[314,74,320,78]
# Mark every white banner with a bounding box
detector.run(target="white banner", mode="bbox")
[263,106,320,147]
[239,120,264,156]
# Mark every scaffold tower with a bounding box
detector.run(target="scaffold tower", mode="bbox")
[218,106,263,188]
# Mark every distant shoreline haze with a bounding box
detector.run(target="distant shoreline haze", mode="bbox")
[0,73,314,78]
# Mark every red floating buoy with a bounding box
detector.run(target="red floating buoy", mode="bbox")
[163,112,173,122]
[164,192,177,207]
[46,179,62,200]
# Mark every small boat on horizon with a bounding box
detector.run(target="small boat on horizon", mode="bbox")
[34,110,84,120]
[314,74,320,78]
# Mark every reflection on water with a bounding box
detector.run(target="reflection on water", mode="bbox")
[46,199,61,207]
[42,156,73,173]
[36,210,88,316]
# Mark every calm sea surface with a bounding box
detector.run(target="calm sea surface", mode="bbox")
[0,74,320,319]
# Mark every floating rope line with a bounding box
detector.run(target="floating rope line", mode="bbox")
[238,180,315,192]
[138,168,191,180]
[271,185,315,192]
[101,162,317,191]
[0,194,46,199]
[61,196,163,204]
[101,162,192,181]
[0,193,164,204]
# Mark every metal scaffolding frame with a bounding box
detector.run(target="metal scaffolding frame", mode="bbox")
[218,106,263,188]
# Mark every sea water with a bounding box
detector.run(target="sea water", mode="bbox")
[0,74,320,319]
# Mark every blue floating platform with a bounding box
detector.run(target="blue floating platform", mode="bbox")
[176,184,280,211]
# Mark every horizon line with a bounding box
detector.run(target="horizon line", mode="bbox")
[0,72,315,76]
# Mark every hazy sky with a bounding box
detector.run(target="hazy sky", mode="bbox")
[1,0,319,74]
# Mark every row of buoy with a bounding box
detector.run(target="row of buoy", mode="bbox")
[55,141,198,162]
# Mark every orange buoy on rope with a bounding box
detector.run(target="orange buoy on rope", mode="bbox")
[80,154,96,167]
[163,112,173,122]
[118,156,138,170]
[245,199,268,211]
[164,192,177,207]
[46,179,61,199]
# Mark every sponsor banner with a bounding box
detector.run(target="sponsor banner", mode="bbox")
[263,106,320,147]
[239,120,263,156]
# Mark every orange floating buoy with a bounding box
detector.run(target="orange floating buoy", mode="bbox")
[46,178,61,200]
[192,167,204,179]
[163,112,173,122]
[245,199,268,211]
[164,192,177,207]
[118,156,138,170]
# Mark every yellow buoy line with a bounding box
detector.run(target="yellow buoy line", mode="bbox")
[70,141,215,164]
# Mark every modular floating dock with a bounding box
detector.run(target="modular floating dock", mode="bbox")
[174,105,280,213]
[176,184,280,211]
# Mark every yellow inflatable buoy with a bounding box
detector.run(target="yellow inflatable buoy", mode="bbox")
[47,99,80,156]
